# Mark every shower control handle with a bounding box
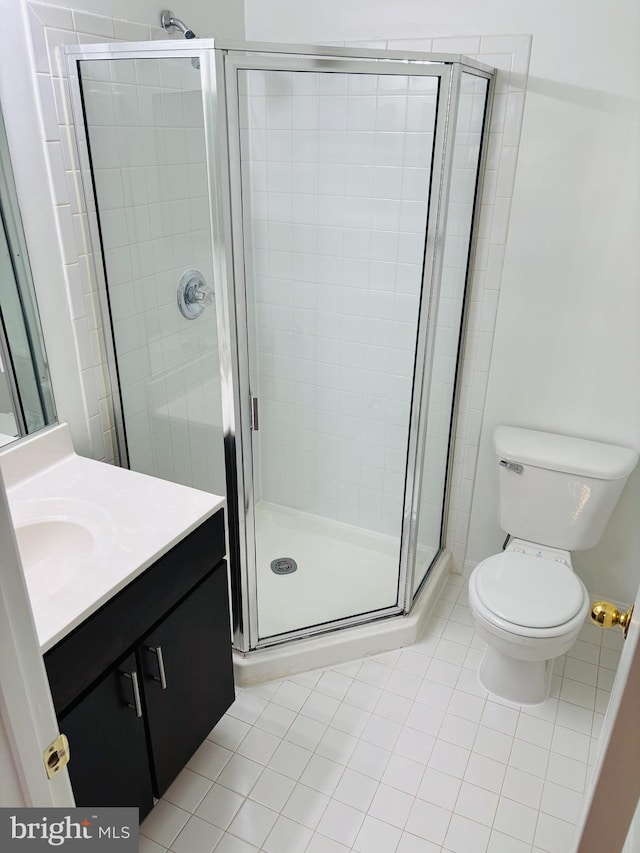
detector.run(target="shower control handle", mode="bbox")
[177,269,213,320]
[185,279,215,306]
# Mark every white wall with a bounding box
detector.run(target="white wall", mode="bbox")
[245,0,640,601]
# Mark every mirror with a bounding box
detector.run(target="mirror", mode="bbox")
[0,104,56,444]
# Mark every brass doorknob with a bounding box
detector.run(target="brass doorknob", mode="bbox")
[591,601,634,638]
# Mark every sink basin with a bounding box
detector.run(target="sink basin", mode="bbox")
[11,498,114,608]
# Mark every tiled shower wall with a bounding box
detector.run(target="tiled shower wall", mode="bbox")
[80,58,225,494]
[24,1,530,569]
[241,69,438,538]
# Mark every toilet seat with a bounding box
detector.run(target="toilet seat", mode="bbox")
[474,550,586,629]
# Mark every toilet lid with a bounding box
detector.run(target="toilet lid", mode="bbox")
[475,552,585,629]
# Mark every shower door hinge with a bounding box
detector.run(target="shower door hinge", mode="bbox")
[250,395,259,431]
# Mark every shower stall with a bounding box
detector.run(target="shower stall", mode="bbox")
[66,39,493,655]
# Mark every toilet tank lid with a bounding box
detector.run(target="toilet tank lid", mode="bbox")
[494,426,639,480]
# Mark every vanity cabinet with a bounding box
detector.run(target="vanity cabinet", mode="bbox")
[44,509,234,819]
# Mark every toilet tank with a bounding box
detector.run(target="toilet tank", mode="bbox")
[494,426,638,550]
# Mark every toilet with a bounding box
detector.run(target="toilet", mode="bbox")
[468,425,638,705]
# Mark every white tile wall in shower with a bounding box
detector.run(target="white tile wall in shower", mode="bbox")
[241,69,438,538]
[26,1,181,464]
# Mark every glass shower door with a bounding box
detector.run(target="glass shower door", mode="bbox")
[229,58,446,641]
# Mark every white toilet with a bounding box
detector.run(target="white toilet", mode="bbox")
[468,425,638,705]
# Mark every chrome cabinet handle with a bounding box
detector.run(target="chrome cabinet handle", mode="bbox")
[123,671,143,717]
[146,645,168,689]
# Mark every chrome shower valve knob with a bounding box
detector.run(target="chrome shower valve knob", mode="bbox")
[177,269,214,319]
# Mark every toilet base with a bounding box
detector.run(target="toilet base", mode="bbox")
[478,646,553,705]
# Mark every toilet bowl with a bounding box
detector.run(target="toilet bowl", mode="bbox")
[468,540,590,704]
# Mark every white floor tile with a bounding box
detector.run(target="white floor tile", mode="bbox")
[534,812,576,853]
[382,753,425,795]
[186,741,233,782]
[397,832,442,852]
[474,726,513,764]
[194,784,244,830]
[429,739,470,779]
[444,813,491,853]
[284,714,327,751]
[487,829,532,853]
[493,796,538,844]
[447,690,486,723]
[545,752,587,793]
[353,815,403,852]
[369,782,414,828]
[253,702,297,737]
[266,740,313,780]
[299,753,344,795]
[215,754,263,796]
[347,739,392,780]
[141,801,189,849]
[332,768,378,811]
[170,815,223,853]
[247,767,296,811]
[357,659,394,688]
[361,713,402,750]
[226,692,268,725]
[270,680,312,712]
[439,713,478,749]
[515,713,554,749]
[212,835,258,853]
[316,727,359,764]
[405,799,452,845]
[550,724,590,762]
[262,815,313,853]
[418,766,462,810]
[281,783,329,829]
[207,716,251,751]
[463,753,506,794]
[305,833,350,853]
[405,701,445,735]
[139,837,165,853]
[316,798,365,846]
[226,800,278,847]
[501,766,544,809]
[235,726,281,765]
[540,779,583,824]
[508,739,549,778]
[454,781,499,826]
[299,690,341,724]
[315,669,354,699]
[162,768,212,813]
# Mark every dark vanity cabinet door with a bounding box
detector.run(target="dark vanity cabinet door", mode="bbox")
[140,562,235,796]
[61,652,154,819]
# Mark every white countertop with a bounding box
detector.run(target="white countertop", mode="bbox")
[0,424,225,653]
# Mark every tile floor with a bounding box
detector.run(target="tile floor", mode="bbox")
[140,574,622,853]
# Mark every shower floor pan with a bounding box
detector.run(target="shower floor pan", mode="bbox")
[255,502,400,639]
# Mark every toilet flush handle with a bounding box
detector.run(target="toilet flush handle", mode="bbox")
[590,601,634,638]
[499,459,523,474]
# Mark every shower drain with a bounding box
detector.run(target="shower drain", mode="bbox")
[271,557,298,575]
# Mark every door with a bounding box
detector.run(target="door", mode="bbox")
[62,652,153,818]
[141,564,235,797]
[571,584,640,851]
[223,51,452,646]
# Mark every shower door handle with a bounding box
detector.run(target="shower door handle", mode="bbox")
[251,396,259,431]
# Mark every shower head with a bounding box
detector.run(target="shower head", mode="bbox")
[160,9,197,39]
